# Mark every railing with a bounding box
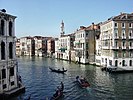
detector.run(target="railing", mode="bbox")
[129,36,133,39]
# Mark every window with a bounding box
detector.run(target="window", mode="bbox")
[115,30,118,37]
[114,51,118,57]
[9,42,13,59]
[0,20,5,35]
[129,30,132,37]
[123,52,126,57]
[129,42,132,47]
[11,81,14,86]
[109,60,112,66]
[9,21,13,36]
[2,69,6,79]
[115,60,118,66]
[86,51,89,59]
[114,22,118,27]
[1,41,5,60]
[102,58,104,62]
[3,84,7,89]
[10,67,14,76]
[129,23,132,28]
[123,41,125,46]
[122,60,125,66]
[129,60,132,66]
[122,30,125,38]
[122,23,125,28]
[115,41,118,47]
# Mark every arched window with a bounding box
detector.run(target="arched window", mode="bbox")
[1,41,5,60]
[129,60,132,66]
[115,60,118,66]
[122,60,125,66]
[1,20,5,35]
[9,21,12,36]
[9,42,13,59]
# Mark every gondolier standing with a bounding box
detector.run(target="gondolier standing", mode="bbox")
[60,82,64,91]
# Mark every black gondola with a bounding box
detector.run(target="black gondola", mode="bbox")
[49,67,67,73]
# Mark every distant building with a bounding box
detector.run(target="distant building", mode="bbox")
[55,21,75,61]
[16,39,21,56]
[74,24,100,64]
[0,9,25,98]
[100,12,133,70]
[47,38,55,57]
[19,36,35,56]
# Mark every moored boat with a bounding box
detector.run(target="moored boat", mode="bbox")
[49,67,67,73]
[76,76,90,88]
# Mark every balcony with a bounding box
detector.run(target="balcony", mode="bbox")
[122,46,126,49]
[129,46,133,49]
[112,46,119,50]
[113,35,119,39]
[129,36,133,39]
[121,35,126,39]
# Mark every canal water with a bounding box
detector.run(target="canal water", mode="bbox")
[11,57,133,100]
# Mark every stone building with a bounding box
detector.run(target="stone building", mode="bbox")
[100,12,133,70]
[0,9,25,98]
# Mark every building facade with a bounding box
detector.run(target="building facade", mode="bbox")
[0,10,25,97]
[47,38,55,57]
[19,36,35,56]
[100,13,133,70]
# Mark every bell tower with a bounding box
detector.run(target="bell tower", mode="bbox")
[60,20,65,36]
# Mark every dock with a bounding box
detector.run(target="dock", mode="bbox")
[0,84,25,99]
[101,66,133,73]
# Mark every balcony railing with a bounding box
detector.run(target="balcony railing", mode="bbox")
[122,35,126,39]
[129,36,133,39]
[112,46,119,49]
[129,46,133,49]
[122,46,126,49]
[113,35,119,39]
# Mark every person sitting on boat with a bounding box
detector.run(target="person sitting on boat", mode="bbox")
[62,67,64,71]
[53,86,61,97]
[76,76,81,83]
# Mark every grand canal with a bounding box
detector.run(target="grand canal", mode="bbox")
[11,57,133,100]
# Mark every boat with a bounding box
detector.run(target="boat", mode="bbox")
[49,67,67,73]
[50,90,63,100]
[76,76,90,88]
[50,82,64,100]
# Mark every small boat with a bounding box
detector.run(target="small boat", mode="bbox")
[49,67,67,73]
[51,90,63,100]
[76,76,90,88]
[51,82,64,100]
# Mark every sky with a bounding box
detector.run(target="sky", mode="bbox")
[0,0,133,38]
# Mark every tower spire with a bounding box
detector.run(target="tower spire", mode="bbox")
[60,20,65,36]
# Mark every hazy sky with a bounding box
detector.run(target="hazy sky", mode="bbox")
[0,0,133,38]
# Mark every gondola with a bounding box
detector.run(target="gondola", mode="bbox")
[50,82,64,100]
[49,67,67,73]
[50,90,63,100]
[76,76,90,88]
